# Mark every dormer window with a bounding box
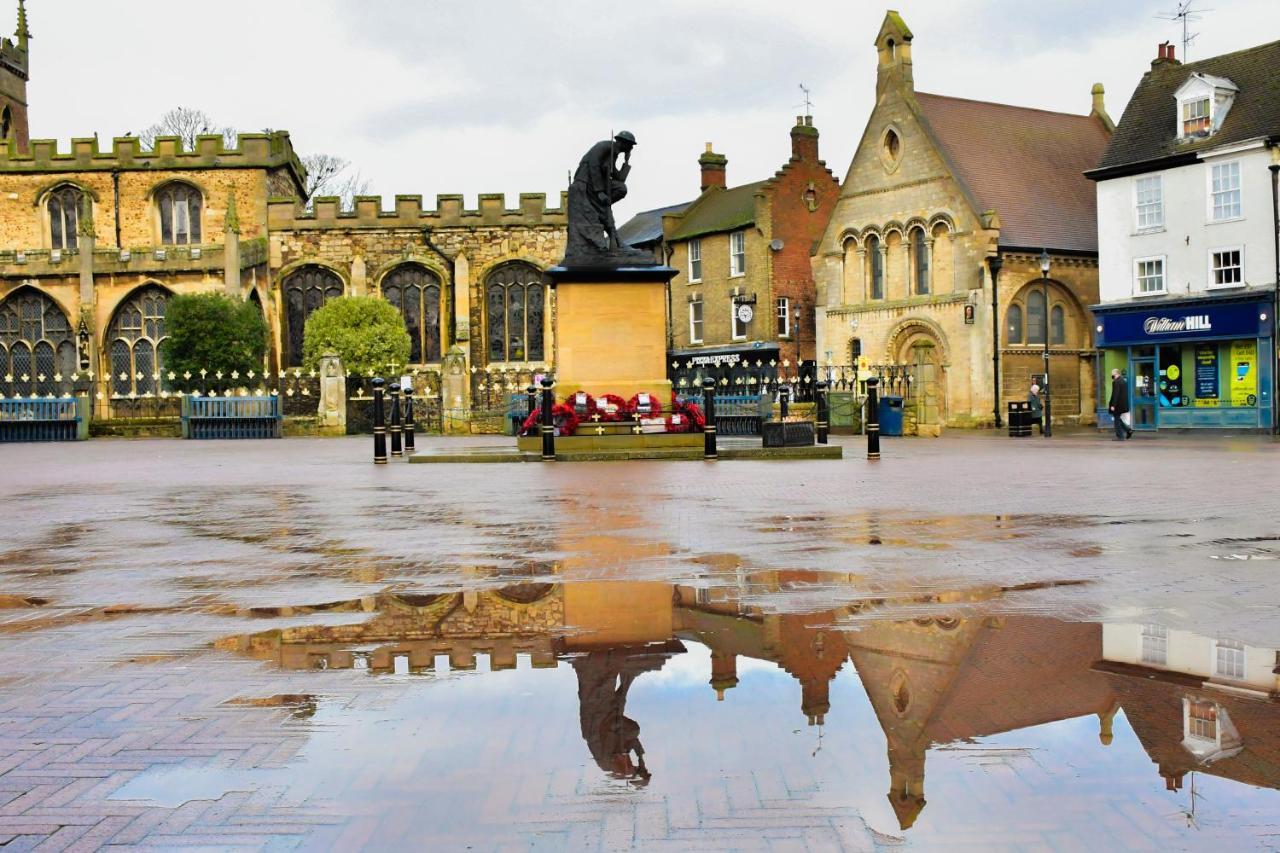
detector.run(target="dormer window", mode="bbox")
[1174,73,1238,141]
[1181,98,1210,136]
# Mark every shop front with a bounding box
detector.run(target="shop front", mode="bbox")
[667,342,784,400]
[1093,293,1274,431]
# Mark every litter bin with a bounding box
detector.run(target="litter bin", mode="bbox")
[1007,401,1028,437]
[879,395,904,437]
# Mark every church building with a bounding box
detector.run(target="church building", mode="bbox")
[812,11,1113,430]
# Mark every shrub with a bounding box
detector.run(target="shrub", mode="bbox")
[302,296,410,377]
[160,292,267,390]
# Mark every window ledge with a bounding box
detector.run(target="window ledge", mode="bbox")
[1206,282,1246,291]
[1131,290,1168,297]
[1207,216,1244,225]
[1132,226,1166,236]
[728,272,746,279]
[689,278,702,285]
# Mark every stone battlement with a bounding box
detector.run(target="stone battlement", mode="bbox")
[269,191,568,230]
[0,131,306,180]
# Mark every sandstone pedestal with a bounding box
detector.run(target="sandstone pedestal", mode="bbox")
[317,353,346,435]
[547,264,678,402]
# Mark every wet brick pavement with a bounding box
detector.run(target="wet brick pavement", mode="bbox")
[0,432,1277,850]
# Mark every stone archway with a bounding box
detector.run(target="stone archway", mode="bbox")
[886,319,948,428]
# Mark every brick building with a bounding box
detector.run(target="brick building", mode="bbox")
[621,117,840,390]
[0,3,565,425]
[812,11,1113,429]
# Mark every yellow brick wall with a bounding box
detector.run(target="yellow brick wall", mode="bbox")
[668,227,772,350]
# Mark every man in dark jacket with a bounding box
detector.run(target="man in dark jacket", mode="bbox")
[1108,368,1132,440]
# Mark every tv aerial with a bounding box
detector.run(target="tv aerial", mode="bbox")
[1156,1,1211,60]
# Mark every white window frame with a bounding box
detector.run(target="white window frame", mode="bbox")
[729,230,746,278]
[688,297,703,344]
[1208,245,1244,289]
[1141,624,1168,666]
[730,291,747,341]
[1208,160,1242,223]
[776,297,790,338]
[1134,175,1164,232]
[1180,97,1211,138]
[1213,639,1245,680]
[1133,255,1166,296]
[688,238,702,283]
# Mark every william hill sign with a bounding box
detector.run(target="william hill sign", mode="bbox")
[1143,314,1212,334]
[1098,300,1268,347]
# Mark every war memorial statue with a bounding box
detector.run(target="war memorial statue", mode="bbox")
[562,130,656,266]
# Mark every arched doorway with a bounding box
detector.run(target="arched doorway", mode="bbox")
[0,287,75,397]
[889,323,946,427]
[1003,281,1090,421]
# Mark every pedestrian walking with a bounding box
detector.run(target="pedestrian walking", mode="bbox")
[1028,384,1044,435]
[1107,368,1133,440]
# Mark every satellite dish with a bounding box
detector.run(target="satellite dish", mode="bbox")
[769,239,784,251]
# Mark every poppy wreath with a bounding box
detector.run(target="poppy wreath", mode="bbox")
[520,403,581,436]
[671,397,706,430]
[565,390,597,419]
[625,392,664,419]
[596,393,628,422]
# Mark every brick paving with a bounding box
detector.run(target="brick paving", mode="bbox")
[0,433,1277,850]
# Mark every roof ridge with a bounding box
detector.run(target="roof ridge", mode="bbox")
[1163,37,1280,71]
[916,91,1093,121]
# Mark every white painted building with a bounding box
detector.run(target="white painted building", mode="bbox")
[1087,40,1279,431]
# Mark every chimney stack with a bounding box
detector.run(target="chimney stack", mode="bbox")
[698,143,727,192]
[791,115,819,162]
[1152,41,1180,68]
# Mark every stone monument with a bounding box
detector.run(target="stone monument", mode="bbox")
[318,352,346,434]
[550,131,677,402]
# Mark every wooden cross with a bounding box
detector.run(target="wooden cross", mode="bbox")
[590,413,602,422]
[595,426,605,435]
[632,422,643,434]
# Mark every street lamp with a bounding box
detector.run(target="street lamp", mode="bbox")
[1039,249,1052,438]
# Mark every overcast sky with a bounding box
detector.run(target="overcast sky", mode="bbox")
[25,0,1280,223]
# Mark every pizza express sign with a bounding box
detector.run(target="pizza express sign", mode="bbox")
[1100,301,1269,346]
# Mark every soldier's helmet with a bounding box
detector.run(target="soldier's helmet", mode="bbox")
[614,130,638,146]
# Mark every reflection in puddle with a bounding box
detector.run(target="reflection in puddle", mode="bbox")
[190,577,1280,847]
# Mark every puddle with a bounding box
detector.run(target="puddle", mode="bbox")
[120,578,1280,848]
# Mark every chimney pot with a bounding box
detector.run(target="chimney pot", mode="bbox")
[805,115,813,127]
[1168,44,1176,62]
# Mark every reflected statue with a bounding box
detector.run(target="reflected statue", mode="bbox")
[563,131,655,266]
[571,642,684,784]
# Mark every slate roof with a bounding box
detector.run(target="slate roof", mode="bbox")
[666,180,769,242]
[915,92,1112,253]
[617,200,693,248]
[1092,40,1280,174]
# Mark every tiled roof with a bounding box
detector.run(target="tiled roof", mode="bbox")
[1093,40,1280,173]
[915,92,1112,253]
[667,180,769,242]
[618,200,693,248]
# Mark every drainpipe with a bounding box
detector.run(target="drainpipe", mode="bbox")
[111,169,122,249]
[420,226,456,347]
[987,253,1003,428]
[1270,140,1279,435]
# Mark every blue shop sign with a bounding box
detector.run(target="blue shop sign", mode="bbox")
[1097,300,1270,347]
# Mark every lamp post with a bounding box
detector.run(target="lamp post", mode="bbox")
[1039,249,1052,438]
[987,254,1003,428]
[1269,143,1279,436]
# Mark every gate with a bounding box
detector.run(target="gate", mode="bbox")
[715,394,764,436]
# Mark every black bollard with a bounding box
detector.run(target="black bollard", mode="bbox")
[540,377,555,461]
[403,384,416,454]
[702,378,718,460]
[865,376,880,461]
[372,377,387,464]
[389,383,403,457]
[779,385,790,420]
[816,381,829,445]
[526,385,537,435]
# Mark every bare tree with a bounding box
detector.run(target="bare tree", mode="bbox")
[301,153,371,209]
[139,107,238,150]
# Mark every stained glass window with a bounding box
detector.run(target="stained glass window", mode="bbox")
[382,265,442,363]
[283,266,343,367]
[156,182,203,245]
[48,185,83,251]
[485,262,544,363]
[106,285,168,396]
[0,288,75,397]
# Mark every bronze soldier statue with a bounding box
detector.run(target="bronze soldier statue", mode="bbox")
[564,130,654,265]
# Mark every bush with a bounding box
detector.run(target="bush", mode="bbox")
[160,292,267,390]
[302,296,410,377]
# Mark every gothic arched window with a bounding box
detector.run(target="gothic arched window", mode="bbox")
[0,288,75,397]
[1026,290,1047,345]
[48,184,83,251]
[866,235,883,300]
[1050,304,1066,346]
[0,105,10,141]
[911,228,929,295]
[1006,304,1023,345]
[382,265,442,363]
[107,286,168,397]
[282,266,343,367]
[155,182,203,245]
[485,262,544,363]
